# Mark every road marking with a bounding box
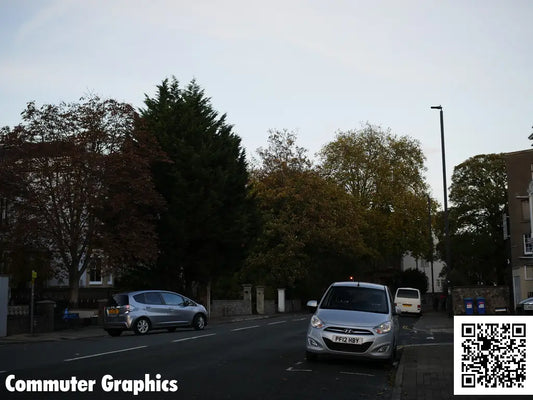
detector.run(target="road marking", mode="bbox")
[292,317,308,321]
[231,325,260,332]
[64,345,147,362]
[340,371,375,376]
[267,320,287,325]
[286,367,312,372]
[172,333,217,342]
[398,342,453,350]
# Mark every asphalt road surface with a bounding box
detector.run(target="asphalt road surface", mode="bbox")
[0,315,399,400]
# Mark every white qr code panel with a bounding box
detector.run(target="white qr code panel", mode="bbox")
[454,316,533,395]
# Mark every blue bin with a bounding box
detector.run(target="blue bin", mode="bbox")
[464,297,474,315]
[476,297,486,315]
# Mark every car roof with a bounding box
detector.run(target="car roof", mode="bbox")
[116,290,177,296]
[331,281,387,290]
[395,287,420,292]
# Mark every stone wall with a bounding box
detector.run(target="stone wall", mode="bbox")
[452,286,510,315]
[211,300,252,317]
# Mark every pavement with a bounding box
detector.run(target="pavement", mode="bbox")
[391,311,519,400]
[392,310,454,400]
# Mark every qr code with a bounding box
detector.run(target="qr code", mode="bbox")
[454,316,533,395]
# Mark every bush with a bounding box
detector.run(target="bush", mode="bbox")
[398,268,428,294]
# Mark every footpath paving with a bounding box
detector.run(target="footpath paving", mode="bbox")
[391,311,521,400]
[392,311,454,400]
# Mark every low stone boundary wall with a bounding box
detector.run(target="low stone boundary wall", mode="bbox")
[211,300,252,317]
[452,286,510,315]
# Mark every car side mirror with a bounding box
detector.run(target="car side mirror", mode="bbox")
[306,300,318,313]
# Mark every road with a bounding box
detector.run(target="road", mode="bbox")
[0,314,450,399]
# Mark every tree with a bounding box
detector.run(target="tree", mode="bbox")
[443,153,508,285]
[319,124,433,272]
[244,130,367,295]
[0,97,164,306]
[396,268,428,294]
[140,78,257,295]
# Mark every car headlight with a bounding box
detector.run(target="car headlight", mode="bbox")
[311,315,324,329]
[374,321,392,334]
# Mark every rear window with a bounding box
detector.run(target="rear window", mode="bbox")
[320,286,388,314]
[109,294,129,306]
[396,289,419,299]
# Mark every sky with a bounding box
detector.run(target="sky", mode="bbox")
[1,0,532,206]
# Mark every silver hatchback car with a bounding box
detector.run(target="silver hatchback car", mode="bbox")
[103,290,208,336]
[306,282,399,362]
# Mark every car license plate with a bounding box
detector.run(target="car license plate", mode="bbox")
[402,303,412,307]
[107,308,119,315]
[333,336,363,344]
[524,304,533,311]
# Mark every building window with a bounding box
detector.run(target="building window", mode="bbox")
[524,233,533,255]
[526,265,533,281]
[88,258,102,285]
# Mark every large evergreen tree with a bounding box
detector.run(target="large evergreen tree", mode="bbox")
[139,78,256,296]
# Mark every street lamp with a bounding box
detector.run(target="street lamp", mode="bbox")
[431,105,451,278]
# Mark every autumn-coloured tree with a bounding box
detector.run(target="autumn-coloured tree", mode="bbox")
[0,97,164,306]
[319,124,434,271]
[245,130,367,295]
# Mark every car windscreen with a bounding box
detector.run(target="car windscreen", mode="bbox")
[396,289,419,299]
[320,286,389,314]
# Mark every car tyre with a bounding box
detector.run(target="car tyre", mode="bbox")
[192,314,206,330]
[133,317,151,335]
[106,329,123,337]
[305,351,318,362]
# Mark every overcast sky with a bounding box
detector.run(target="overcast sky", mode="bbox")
[1,1,532,206]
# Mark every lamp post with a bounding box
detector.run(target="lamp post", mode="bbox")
[431,105,452,313]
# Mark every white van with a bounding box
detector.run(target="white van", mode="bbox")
[394,287,421,315]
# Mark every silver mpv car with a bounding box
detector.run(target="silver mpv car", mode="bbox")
[103,290,208,336]
[306,282,399,362]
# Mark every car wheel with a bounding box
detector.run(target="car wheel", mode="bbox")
[106,329,122,337]
[192,314,206,330]
[133,318,151,335]
[305,351,318,362]
[167,327,177,333]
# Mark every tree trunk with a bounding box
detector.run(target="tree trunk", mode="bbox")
[69,268,80,308]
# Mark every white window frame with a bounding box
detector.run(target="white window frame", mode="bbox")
[525,265,533,281]
[524,233,533,255]
[88,267,102,285]
[88,257,103,285]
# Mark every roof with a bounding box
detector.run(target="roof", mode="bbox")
[331,281,387,290]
